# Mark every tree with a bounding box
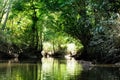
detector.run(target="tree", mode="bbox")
[0,0,13,30]
[11,0,46,52]
[42,0,120,61]
[42,0,93,58]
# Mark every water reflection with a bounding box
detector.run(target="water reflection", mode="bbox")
[40,57,82,80]
[41,57,54,80]
[0,59,119,80]
[66,58,83,76]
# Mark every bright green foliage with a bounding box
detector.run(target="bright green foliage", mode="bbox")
[0,0,83,54]
[0,0,120,58]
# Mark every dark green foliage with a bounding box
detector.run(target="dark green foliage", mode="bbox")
[0,0,120,63]
[12,0,25,11]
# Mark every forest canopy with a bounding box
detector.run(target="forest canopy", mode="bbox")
[0,0,120,63]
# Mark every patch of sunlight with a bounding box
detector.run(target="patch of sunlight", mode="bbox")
[43,42,53,53]
[66,58,83,75]
[41,57,54,73]
[65,54,72,60]
[67,43,76,55]
[50,11,62,21]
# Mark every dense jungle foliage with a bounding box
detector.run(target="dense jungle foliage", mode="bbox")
[0,0,120,63]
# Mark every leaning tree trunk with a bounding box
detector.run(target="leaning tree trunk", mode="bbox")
[1,0,12,30]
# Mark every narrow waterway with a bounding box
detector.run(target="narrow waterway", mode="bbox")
[0,58,119,80]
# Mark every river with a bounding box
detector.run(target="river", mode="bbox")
[0,58,119,80]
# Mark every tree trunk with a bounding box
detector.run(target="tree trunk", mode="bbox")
[31,3,38,50]
[38,27,43,52]
[1,0,12,30]
[0,0,8,23]
[53,40,55,53]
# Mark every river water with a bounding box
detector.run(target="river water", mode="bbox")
[0,58,119,80]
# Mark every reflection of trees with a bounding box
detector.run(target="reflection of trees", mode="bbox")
[41,57,54,80]
[40,58,83,80]
[11,63,38,80]
[0,61,16,80]
[66,58,83,76]
[0,59,83,80]
[1,59,119,80]
[0,61,12,80]
[0,61,38,80]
